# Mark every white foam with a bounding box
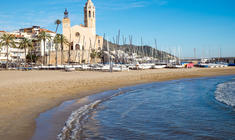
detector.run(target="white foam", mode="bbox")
[215,81,235,107]
[56,89,125,140]
[57,100,102,140]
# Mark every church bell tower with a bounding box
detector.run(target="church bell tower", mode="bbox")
[62,9,71,49]
[62,8,71,29]
[84,0,96,29]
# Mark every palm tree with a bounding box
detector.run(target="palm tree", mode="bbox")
[53,34,68,65]
[53,34,61,66]
[0,33,16,69]
[29,39,37,64]
[18,38,33,67]
[90,49,97,63]
[54,19,62,66]
[54,19,62,33]
[37,31,52,65]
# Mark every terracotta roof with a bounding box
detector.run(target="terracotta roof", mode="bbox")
[14,34,24,38]
[20,26,55,34]
[0,31,6,33]
[40,28,55,33]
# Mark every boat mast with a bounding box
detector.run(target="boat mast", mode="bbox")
[141,37,143,59]
[107,35,112,72]
[129,35,133,63]
[154,39,157,63]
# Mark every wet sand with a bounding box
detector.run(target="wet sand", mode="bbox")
[0,67,235,140]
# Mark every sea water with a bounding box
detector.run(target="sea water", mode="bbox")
[57,75,235,140]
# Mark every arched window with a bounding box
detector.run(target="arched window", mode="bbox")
[75,32,80,37]
[75,44,80,50]
[70,42,74,50]
[71,45,74,50]
[89,11,91,18]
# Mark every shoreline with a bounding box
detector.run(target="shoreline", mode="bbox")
[33,74,234,140]
[0,67,235,140]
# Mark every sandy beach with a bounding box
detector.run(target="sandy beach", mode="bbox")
[0,67,235,140]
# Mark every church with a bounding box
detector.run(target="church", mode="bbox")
[62,0,103,64]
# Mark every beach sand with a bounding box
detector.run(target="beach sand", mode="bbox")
[0,67,235,140]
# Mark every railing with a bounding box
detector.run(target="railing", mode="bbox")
[0,57,7,59]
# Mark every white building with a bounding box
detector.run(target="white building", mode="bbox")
[0,31,25,63]
[0,26,57,64]
[18,26,57,57]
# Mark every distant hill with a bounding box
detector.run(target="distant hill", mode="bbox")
[103,40,175,60]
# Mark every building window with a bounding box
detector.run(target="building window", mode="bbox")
[71,45,74,50]
[75,32,80,37]
[70,42,74,50]
[89,11,91,18]
[93,12,95,18]
[98,40,100,43]
[75,44,80,50]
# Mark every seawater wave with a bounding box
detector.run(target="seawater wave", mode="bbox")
[57,100,102,140]
[215,80,235,107]
[57,89,127,140]
[80,76,235,140]
[51,76,235,140]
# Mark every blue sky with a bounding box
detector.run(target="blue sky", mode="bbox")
[0,0,235,58]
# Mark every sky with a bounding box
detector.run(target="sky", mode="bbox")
[0,0,235,58]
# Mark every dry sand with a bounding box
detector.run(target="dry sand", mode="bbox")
[0,67,235,140]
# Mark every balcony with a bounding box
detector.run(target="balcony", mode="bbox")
[10,53,24,57]
[0,56,7,60]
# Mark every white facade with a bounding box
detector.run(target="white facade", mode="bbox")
[62,0,103,63]
[0,33,25,62]
[0,27,57,63]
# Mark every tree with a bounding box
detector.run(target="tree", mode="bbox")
[54,19,62,33]
[53,34,60,66]
[97,51,104,64]
[53,34,68,65]
[0,33,16,69]
[29,39,37,64]
[54,19,62,66]
[90,49,97,63]
[37,31,52,65]
[18,38,33,67]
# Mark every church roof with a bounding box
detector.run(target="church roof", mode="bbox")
[85,0,95,8]
[64,8,69,19]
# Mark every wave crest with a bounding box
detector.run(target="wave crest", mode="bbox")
[57,100,101,140]
[215,81,235,107]
[57,89,125,140]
